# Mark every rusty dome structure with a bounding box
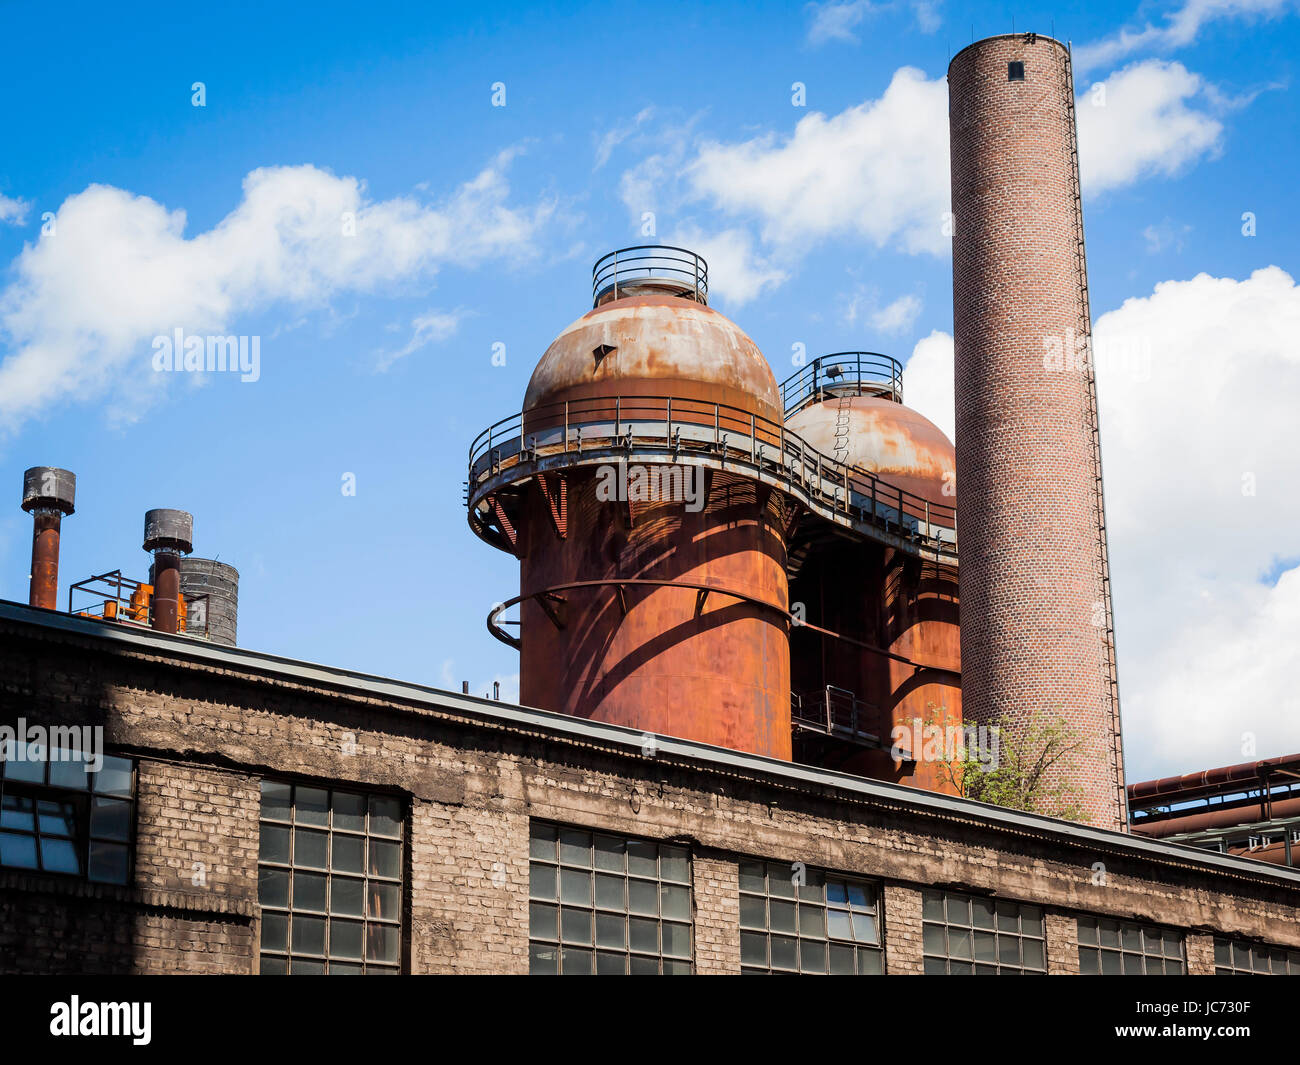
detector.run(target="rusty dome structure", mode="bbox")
[470,246,795,758]
[466,246,960,776]
[782,355,961,791]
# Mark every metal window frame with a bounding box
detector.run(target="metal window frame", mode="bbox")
[1213,936,1300,975]
[257,780,405,975]
[0,747,136,885]
[738,861,884,975]
[527,820,694,975]
[921,889,1047,975]
[1076,916,1185,975]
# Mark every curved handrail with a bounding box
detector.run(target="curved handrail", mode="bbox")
[465,394,957,557]
[779,352,904,416]
[592,245,708,306]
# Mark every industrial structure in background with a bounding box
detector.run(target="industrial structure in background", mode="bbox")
[1129,755,1300,868]
[466,249,960,790]
[18,472,239,646]
[4,32,1299,979]
[461,35,1128,827]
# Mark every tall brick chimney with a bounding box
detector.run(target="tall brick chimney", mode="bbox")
[948,34,1127,830]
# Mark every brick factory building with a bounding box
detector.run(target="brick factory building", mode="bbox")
[3,32,1299,978]
[2,602,1299,975]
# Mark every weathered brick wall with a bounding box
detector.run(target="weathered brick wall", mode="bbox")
[408,796,529,974]
[1186,933,1217,975]
[1046,911,1082,975]
[949,34,1126,830]
[883,884,924,974]
[134,762,259,903]
[1,621,1298,976]
[0,872,253,974]
[692,853,740,974]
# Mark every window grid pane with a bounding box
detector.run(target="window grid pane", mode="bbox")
[258,781,403,975]
[1212,936,1300,975]
[739,863,883,974]
[0,747,136,885]
[922,890,1045,974]
[528,820,693,974]
[1076,917,1185,975]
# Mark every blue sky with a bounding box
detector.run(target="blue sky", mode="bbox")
[1,0,1297,781]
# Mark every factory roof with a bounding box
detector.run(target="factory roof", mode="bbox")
[3,597,1299,891]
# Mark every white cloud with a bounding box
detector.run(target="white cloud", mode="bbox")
[374,309,465,372]
[1075,0,1292,72]
[869,293,923,335]
[669,225,788,307]
[806,0,882,44]
[898,268,1300,777]
[0,194,29,226]
[1141,219,1193,253]
[0,155,551,434]
[594,107,655,169]
[1092,267,1300,773]
[672,59,1219,273]
[899,329,954,441]
[686,67,951,255]
[1076,60,1224,194]
[911,0,942,32]
[617,114,705,221]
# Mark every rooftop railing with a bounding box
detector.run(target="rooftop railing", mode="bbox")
[466,392,957,559]
[779,352,903,417]
[592,245,708,306]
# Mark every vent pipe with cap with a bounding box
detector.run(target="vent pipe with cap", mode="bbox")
[143,508,193,634]
[21,467,76,610]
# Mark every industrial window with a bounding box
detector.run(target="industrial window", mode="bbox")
[922,890,1046,974]
[1077,917,1185,974]
[257,781,404,975]
[1008,61,1025,81]
[1214,937,1300,975]
[0,742,135,885]
[738,861,883,974]
[528,821,693,974]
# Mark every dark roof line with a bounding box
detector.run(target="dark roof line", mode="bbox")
[3,598,1299,889]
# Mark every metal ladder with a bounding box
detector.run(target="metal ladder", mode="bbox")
[1061,42,1128,828]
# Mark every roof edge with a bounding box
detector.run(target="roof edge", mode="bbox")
[2,598,1298,889]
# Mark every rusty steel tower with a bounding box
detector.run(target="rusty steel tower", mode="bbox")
[467,246,962,775]
[949,34,1127,829]
[468,247,795,758]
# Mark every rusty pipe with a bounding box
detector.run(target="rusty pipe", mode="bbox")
[143,508,193,635]
[29,511,63,610]
[1132,794,1300,838]
[21,466,76,610]
[1128,754,1300,803]
[151,552,181,633]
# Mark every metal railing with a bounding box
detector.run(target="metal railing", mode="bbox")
[792,686,881,744]
[67,570,211,638]
[591,245,708,306]
[466,393,957,557]
[779,352,903,417]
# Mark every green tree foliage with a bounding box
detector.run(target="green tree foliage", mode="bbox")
[926,704,1091,823]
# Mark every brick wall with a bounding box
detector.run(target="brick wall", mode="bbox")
[883,884,925,974]
[949,34,1126,830]
[1047,911,1083,975]
[1186,933,1218,975]
[1,617,1297,975]
[692,853,740,974]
